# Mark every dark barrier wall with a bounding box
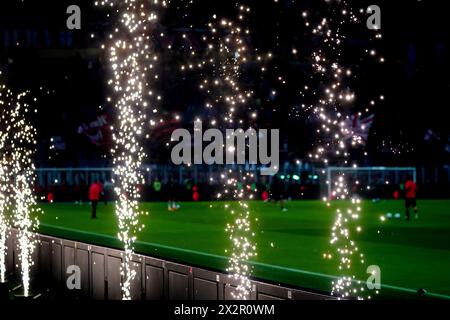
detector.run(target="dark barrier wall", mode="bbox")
[6,229,332,300]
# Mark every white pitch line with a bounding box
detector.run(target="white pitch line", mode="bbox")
[38,223,450,300]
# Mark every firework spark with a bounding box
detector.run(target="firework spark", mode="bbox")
[0,164,7,284]
[0,78,12,284]
[0,81,39,296]
[301,1,384,299]
[95,0,166,300]
[202,5,258,300]
[178,3,261,299]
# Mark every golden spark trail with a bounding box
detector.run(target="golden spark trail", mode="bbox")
[0,77,12,284]
[96,0,166,300]
[201,5,257,300]
[0,80,40,296]
[301,1,384,299]
[179,3,263,299]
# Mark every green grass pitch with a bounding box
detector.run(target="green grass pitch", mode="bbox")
[37,200,450,299]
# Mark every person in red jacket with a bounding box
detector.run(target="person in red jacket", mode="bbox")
[404,177,419,220]
[97,180,105,205]
[89,181,102,219]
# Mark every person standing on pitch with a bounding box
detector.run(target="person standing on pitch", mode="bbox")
[404,176,419,220]
[97,179,105,205]
[89,180,102,219]
[270,175,288,212]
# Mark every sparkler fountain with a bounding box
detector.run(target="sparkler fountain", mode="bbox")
[179,2,262,299]
[197,5,259,300]
[95,0,166,300]
[177,0,283,299]
[0,79,13,286]
[0,83,39,298]
[300,1,384,299]
[0,163,7,285]
[11,94,40,298]
[0,157,8,298]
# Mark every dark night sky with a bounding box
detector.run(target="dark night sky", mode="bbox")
[0,0,449,167]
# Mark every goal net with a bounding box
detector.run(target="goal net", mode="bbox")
[323,166,417,199]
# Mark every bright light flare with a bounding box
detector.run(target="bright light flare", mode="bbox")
[0,83,40,296]
[96,0,166,300]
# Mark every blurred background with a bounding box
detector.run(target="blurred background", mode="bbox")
[0,0,449,200]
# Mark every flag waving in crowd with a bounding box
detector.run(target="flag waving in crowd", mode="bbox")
[342,113,375,146]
